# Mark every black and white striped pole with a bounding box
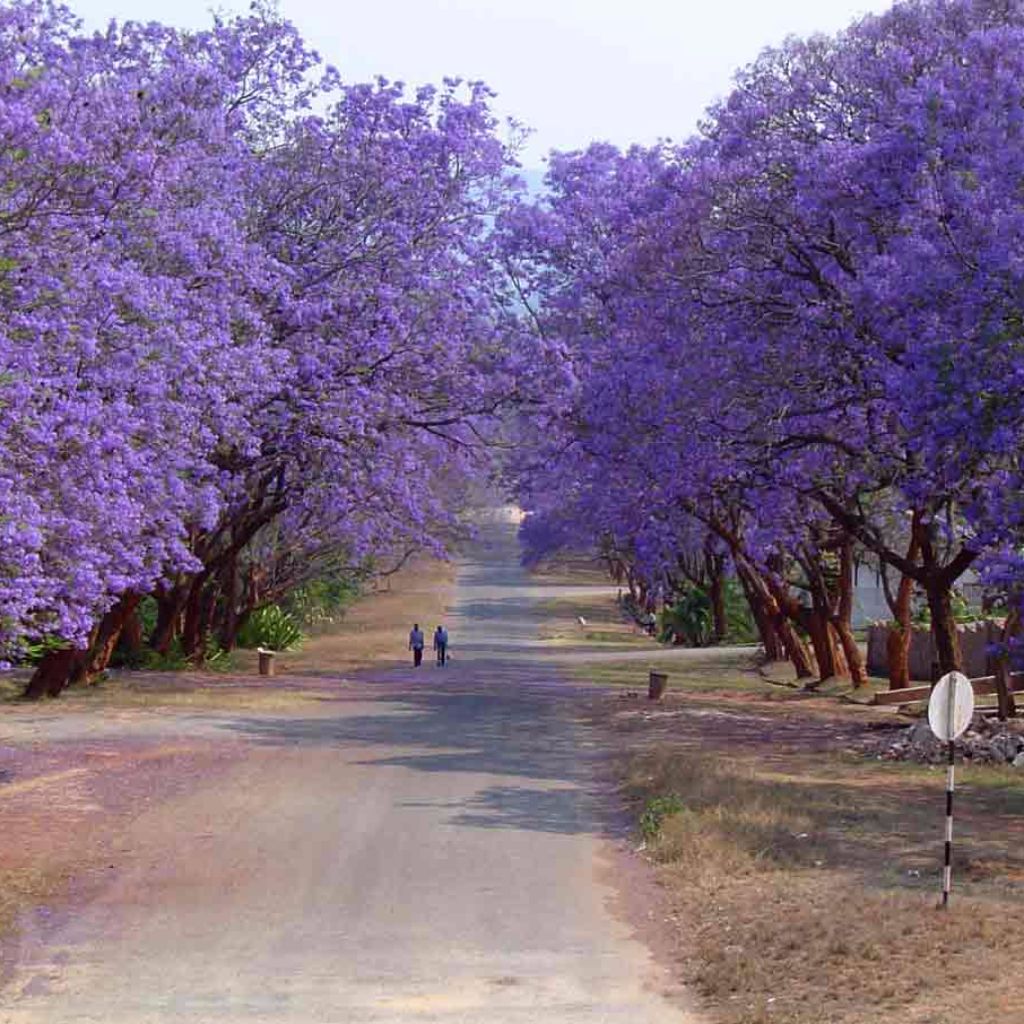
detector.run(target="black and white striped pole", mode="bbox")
[943,736,955,907]
[928,671,974,908]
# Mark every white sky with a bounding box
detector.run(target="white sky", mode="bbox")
[70,0,894,166]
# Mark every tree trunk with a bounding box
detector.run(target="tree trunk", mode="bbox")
[121,603,144,657]
[766,576,825,682]
[886,624,912,689]
[199,582,220,660]
[762,621,785,661]
[835,619,866,688]
[791,545,851,685]
[223,604,255,653]
[70,593,142,686]
[151,586,186,654]
[833,541,867,688]
[24,647,87,700]
[709,565,727,644]
[775,615,815,679]
[220,613,243,653]
[884,523,922,689]
[926,582,962,675]
[735,561,785,661]
[218,554,240,651]
[994,660,1017,722]
[750,566,815,679]
[754,599,784,660]
[994,611,1019,720]
[832,625,850,678]
[180,578,207,659]
[886,593,914,688]
[805,611,839,681]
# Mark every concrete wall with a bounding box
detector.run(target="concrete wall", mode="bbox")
[852,566,984,629]
[853,576,890,628]
[866,620,1002,681]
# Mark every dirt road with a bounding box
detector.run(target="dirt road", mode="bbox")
[0,513,693,1023]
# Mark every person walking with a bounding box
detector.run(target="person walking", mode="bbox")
[433,624,449,666]
[408,623,425,667]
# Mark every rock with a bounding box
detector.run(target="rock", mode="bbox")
[861,714,1024,766]
[907,719,934,745]
[992,736,1016,761]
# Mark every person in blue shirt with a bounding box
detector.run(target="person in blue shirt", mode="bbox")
[433,625,449,666]
[408,623,425,667]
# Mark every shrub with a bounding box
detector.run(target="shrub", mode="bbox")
[722,577,758,643]
[283,575,361,627]
[137,639,191,671]
[19,636,70,667]
[639,794,685,840]
[660,587,712,646]
[659,578,757,646]
[237,605,304,652]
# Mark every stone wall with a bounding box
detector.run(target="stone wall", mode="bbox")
[866,620,1002,681]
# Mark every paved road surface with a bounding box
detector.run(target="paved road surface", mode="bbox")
[1,512,693,1023]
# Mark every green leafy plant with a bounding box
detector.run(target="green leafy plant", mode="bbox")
[911,588,982,625]
[202,636,234,671]
[722,577,758,643]
[138,639,191,671]
[639,794,685,840]
[19,635,70,666]
[237,605,305,652]
[660,587,712,646]
[283,574,361,627]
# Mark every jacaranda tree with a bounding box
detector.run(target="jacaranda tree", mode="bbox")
[505,0,1024,684]
[0,2,538,695]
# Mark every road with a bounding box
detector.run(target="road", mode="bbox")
[1,512,694,1023]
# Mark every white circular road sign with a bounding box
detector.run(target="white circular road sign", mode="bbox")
[928,671,975,742]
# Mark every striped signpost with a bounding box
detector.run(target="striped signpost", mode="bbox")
[927,671,975,907]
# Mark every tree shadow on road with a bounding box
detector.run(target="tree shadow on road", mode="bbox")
[219,671,612,837]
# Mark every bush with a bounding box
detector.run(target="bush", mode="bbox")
[237,605,304,652]
[722,577,758,643]
[121,636,233,672]
[639,794,685,840]
[134,639,191,671]
[283,574,362,628]
[660,577,758,646]
[912,588,985,625]
[19,636,71,667]
[660,587,712,646]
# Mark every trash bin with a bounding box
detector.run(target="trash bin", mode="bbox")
[258,649,275,677]
[648,671,668,700]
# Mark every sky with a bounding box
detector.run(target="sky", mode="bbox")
[70,0,895,167]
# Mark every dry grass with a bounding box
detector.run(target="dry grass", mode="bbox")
[536,592,654,648]
[0,555,457,713]
[68,680,338,712]
[277,554,456,677]
[560,582,1024,1023]
[527,552,612,586]
[574,649,769,693]
[615,734,1024,1024]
